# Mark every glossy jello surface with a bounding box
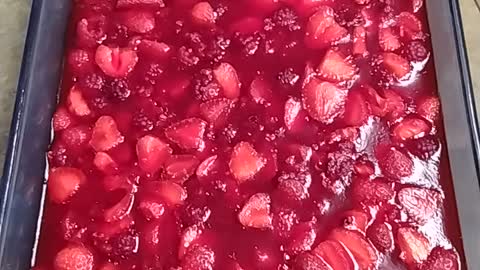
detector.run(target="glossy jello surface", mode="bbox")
[34,0,465,269]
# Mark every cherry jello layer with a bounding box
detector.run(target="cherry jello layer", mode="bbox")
[34,0,464,269]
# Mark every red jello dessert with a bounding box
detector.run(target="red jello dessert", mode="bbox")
[34,0,465,269]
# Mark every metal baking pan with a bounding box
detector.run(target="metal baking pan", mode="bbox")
[0,0,479,269]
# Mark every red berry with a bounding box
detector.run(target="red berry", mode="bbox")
[191,2,216,26]
[352,177,395,205]
[53,107,74,131]
[89,116,124,152]
[54,245,94,270]
[375,144,413,179]
[397,227,430,264]
[328,228,378,270]
[229,142,266,183]
[213,62,241,99]
[165,118,207,151]
[398,187,442,224]
[48,167,87,204]
[318,49,357,82]
[238,193,272,229]
[407,135,440,160]
[302,78,347,124]
[305,6,348,49]
[293,252,331,270]
[136,135,172,174]
[313,240,355,270]
[392,116,431,141]
[95,45,138,78]
[367,222,394,253]
[421,247,460,270]
[382,52,411,79]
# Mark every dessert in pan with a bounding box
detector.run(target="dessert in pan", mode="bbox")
[33,0,464,269]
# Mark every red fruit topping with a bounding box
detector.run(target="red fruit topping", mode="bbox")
[181,245,215,270]
[318,49,357,82]
[229,142,266,183]
[178,225,204,259]
[406,41,429,62]
[353,26,367,56]
[384,89,406,120]
[54,245,94,270]
[250,76,272,105]
[137,40,172,59]
[120,10,155,33]
[397,12,423,40]
[163,155,200,183]
[76,15,107,48]
[199,98,234,128]
[379,27,401,52]
[375,144,413,179]
[329,229,378,270]
[293,252,331,270]
[305,6,348,49]
[213,62,241,99]
[136,135,172,174]
[48,167,86,204]
[238,193,272,229]
[67,85,91,117]
[95,45,138,78]
[191,2,216,26]
[104,192,135,222]
[392,117,431,141]
[354,159,375,176]
[343,90,369,126]
[116,0,165,8]
[146,181,187,206]
[61,126,91,152]
[138,199,165,220]
[383,52,411,79]
[165,118,207,151]
[367,222,394,253]
[352,177,395,205]
[284,97,303,131]
[397,227,430,264]
[407,135,440,160]
[398,187,442,224]
[313,240,355,270]
[93,152,118,173]
[413,0,424,13]
[67,49,94,76]
[341,210,370,234]
[287,221,317,254]
[417,96,440,123]
[89,116,124,152]
[421,247,460,270]
[53,107,73,131]
[196,155,218,179]
[363,86,388,117]
[302,78,347,124]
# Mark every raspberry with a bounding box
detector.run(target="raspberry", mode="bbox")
[178,46,200,67]
[156,106,176,128]
[111,233,139,259]
[406,41,429,62]
[91,96,109,109]
[145,63,164,84]
[206,36,231,62]
[278,68,300,87]
[80,73,105,92]
[109,78,131,101]
[194,69,221,101]
[407,135,440,160]
[272,8,301,32]
[132,110,155,132]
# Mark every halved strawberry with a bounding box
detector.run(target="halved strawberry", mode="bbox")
[313,240,355,270]
[191,2,216,26]
[382,52,411,79]
[120,10,156,33]
[90,116,124,152]
[397,12,423,40]
[287,222,317,255]
[284,97,303,131]
[48,167,87,204]
[67,85,91,117]
[138,198,165,220]
[54,245,94,270]
[67,49,94,76]
[196,155,219,179]
[351,177,395,205]
[116,0,165,8]
[329,229,378,270]
[343,90,369,127]
[163,155,200,183]
[76,15,107,48]
[398,187,442,225]
[145,181,187,206]
[137,40,172,60]
[104,192,135,222]
[421,247,459,270]
[213,62,241,99]
[318,49,357,82]
[392,116,431,141]
[199,98,234,128]
[53,107,73,131]
[353,26,367,56]
[238,193,272,229]
[341,210,370,234]
[367,222,394,253]
[293,252,332,270]
[302,78,347,124]
[136,135,172,174]
[305,6,348,49]
[229,142,266,183]
[379,27,401,52]
[94,152,118,174]
[375,144,413,179]
[95,45,138,78]
[417,96,440,123]
[397,227,430,264]
[165,118,207,151]
[250,76,272,105]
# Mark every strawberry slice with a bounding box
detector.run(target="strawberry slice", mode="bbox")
[352,177,395,205]
[382,52,411,79]
[104,192,135,222]
[164,155,200,183]
[48,167,87,204]
[138,198,165,220]
[341,210,370,234]
[367,222,394,253]
[375,144,413,179]
[214,62,241,99]
[94,152,118,174]
[120,10,156,33]
[196,155,219,179]
[199,98,234,128]
[379,27,401,52]
[305,6,348,49]
[398,187,442,225]
[417,96,440,123]
[165,118,207,151]
[287,222,317,255]
[329,229,378,270]
[136,135,172,174]
[318,49,357,82]
[145,181,187,206]
[238,193,272,229]
[343,90,369,127]
[229,142,266,183]
[90,116,124,152]
[397,12,423,40]
[53,107,73,131]
[284,97,303,131]
[421,247,459,270]
[117,0,165,8]
[353,26,367,56]
[392,117,431,141]
[293,252,332,270]
[67,85,91,117]
[313,240,355,270]
[191,2,216,26]
[397,227,430,264]
[95,45,138,78]
[54,245,94,270]
[250,76,272,105]
[302,78,347,124]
